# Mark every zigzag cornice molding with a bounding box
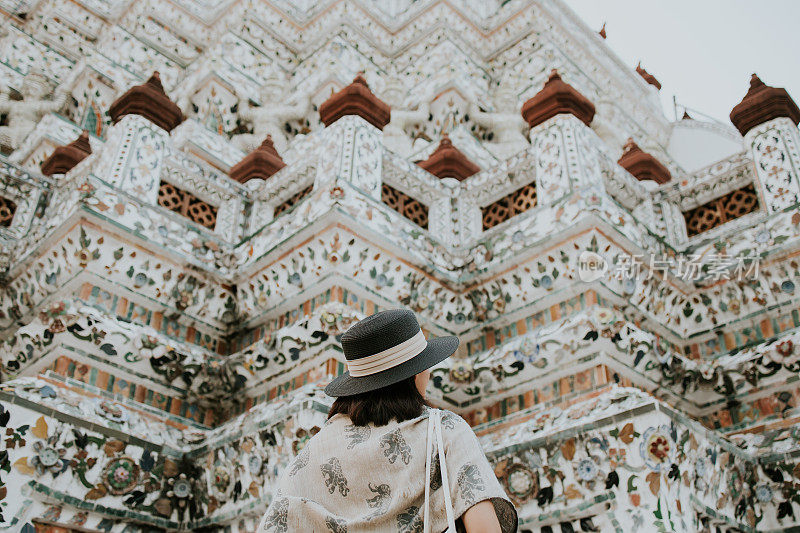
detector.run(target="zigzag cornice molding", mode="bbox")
[0,371,322,528]
[8,0,672,146]
[4,113,800,342]
[476,385,794,530]
[202,200,793,350]
[4,375,793,530]
[5,182,800,349]
[0,216,237,335]
[0,299,213,395]
[0,297,363,407]
[6,250,800,415]
[0,204,794,353]
[1,375,201,450]
[238,0,541,56]
[431,304,800,416]
[257,0,526,31]
[479,387,738,462]
[229,15,670,143]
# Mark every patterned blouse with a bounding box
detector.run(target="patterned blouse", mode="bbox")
[258,408,517,533]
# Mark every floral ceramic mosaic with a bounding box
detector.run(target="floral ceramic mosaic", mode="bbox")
[1,0,800,531]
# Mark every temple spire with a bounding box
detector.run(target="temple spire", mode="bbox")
[318,73,391,130]
[635,62,662,90]
[108,72,184,132]
[417,134,480,181]
[520,69,595,128]
[229,135,286,183]
[618,138,671,184]
[40,130,92,176]
[729,73,800,135]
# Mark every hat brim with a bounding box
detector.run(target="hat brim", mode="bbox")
[324,335,459,397]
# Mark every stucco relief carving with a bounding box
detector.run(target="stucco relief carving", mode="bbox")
[0,71,70,153]
[470,84,529,159]
[234,76,312,153]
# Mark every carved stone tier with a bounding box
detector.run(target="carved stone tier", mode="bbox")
[416,134,480,180]
[228,135,286,183]
[40,130,91,176]
[521,69,595,128]
[730,74,800,136]
[318,74,391,130]
[635,62,661,90]
[617,138,671,184]
[108,72,184,132]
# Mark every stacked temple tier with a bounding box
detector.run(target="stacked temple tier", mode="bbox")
[1,0,799,531]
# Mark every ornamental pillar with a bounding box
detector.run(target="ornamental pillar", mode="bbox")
[416,135,480,246]
[315,75,390,197]
[92,72,183,202]
[521,70,599,204]
[427,189,459,247]
[731,74,800,214]
[313,115,384,198]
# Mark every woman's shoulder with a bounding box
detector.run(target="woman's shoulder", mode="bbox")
[424,408,474,441]
[436,408,470,429]
[324,412,350,428]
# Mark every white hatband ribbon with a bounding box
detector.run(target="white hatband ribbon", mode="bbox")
[347,329,427,377]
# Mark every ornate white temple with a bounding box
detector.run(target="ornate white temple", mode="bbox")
[1,0,799,531]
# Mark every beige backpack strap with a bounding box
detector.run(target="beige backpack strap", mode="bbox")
[434,410,457,531]
[423,408,435,533]
[423,409,457,533]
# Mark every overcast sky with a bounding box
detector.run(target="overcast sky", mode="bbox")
[561,0,800,124]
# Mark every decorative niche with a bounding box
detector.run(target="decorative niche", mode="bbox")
[0,195,17,227]
[683,183,760,237]
[274,184,314,217]
[481,181,537,230]
[157,181,218,229]
[381,183,429,229]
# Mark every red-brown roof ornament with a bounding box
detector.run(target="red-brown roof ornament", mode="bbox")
[618,138,671,184]
[417,134,480,181]
[729,74,800,136]
[318,74,391,130]
[635,62,662,91]
[520,70,595,128]
[108,72,184,132]
[598,22,607,39]
[228,135,286,183]
[41,130,92,176]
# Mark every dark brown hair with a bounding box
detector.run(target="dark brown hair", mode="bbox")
[328,376,429,426]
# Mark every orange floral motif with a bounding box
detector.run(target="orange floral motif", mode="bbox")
[618,422,635,444]
[646,471,661,496]
[561,438,576,461]
[776,340,793,357]
[609,448,626,469]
